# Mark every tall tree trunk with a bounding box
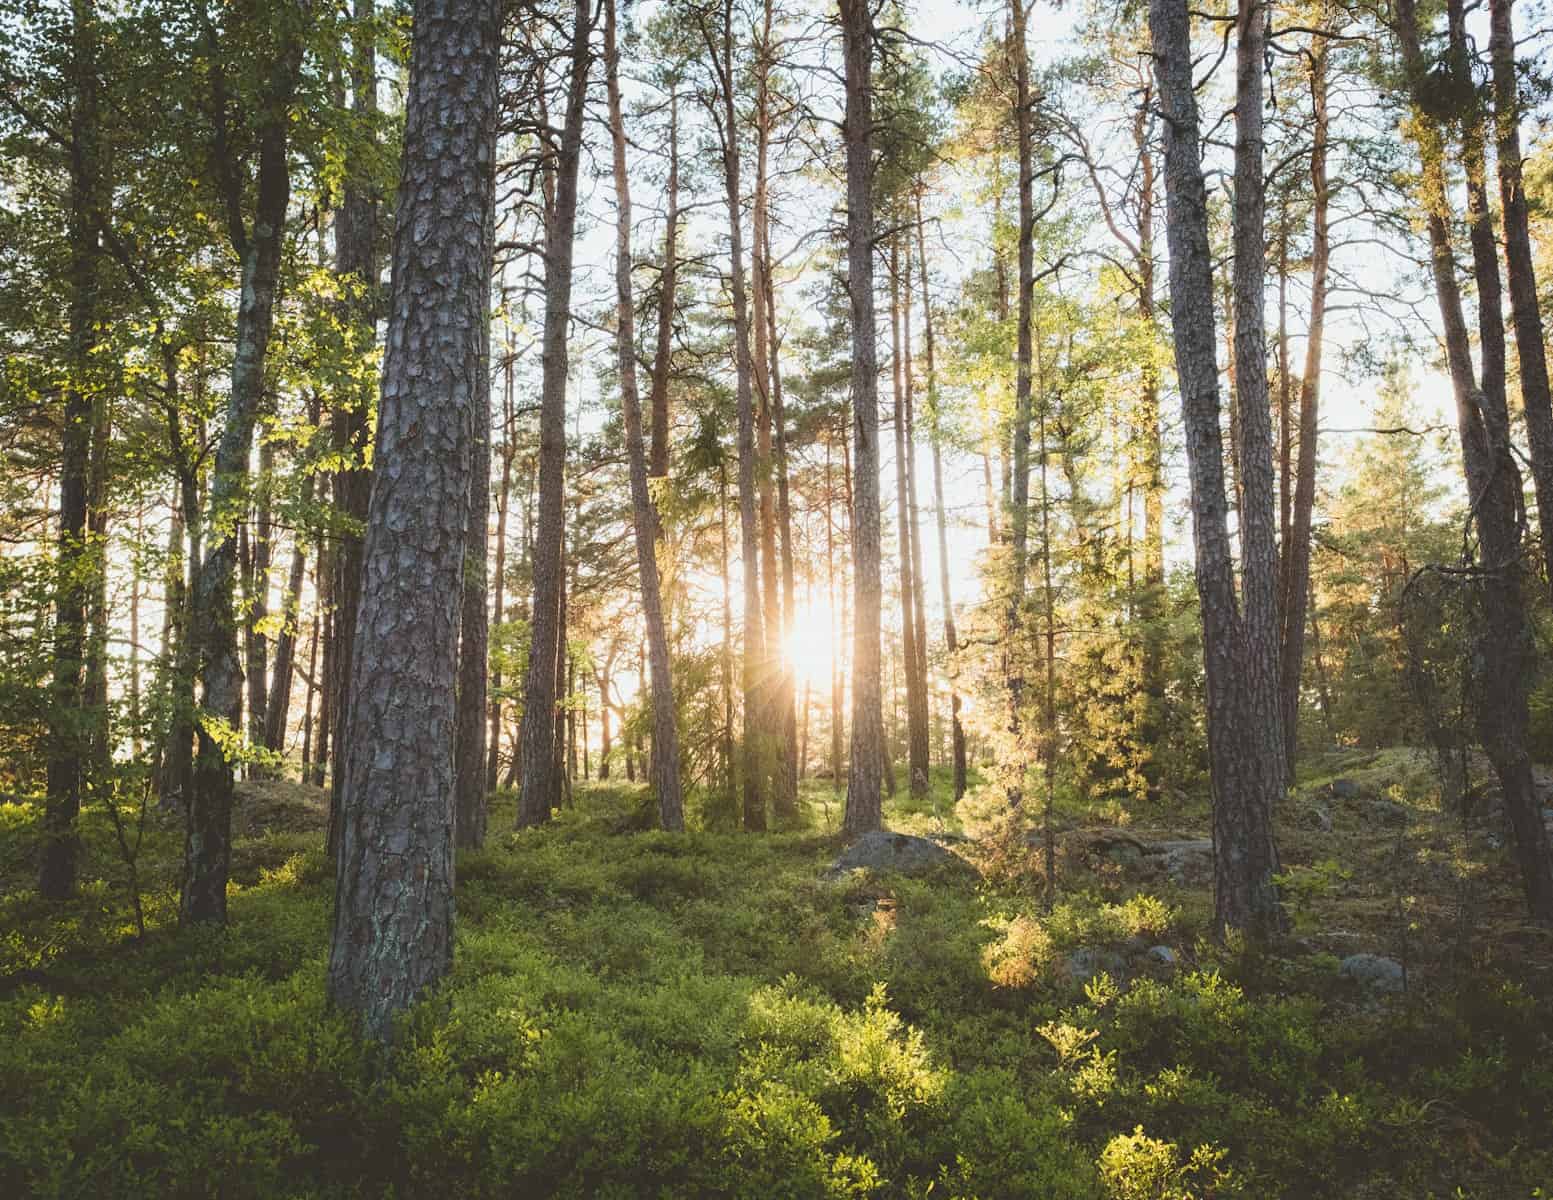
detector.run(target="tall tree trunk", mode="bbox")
[648,91,679,481]
[902,237,932,796]
[327,0,499,1038]
[701,0,769,830]
[183,20,304,924]
[1006,0,1035,806]
[827,441,845,788]
[40,0,101,899]
[891,240,929,800]
[1278,30,1329,775]
[916,187,966,799]
[454,288,492,849]
[1489,0,1553,593]
[1150,0,1284,937]
[766,220,800,823]
[246,439,274,766]
[604,0,684,830]
[1395,0,1553,921]
[263,519,308,756]
[840,0,883,833]
[486,342,514,790]
[328,0,380,856]
[516,0,591,828]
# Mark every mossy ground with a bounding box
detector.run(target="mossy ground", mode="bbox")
[2,754,1550,1198]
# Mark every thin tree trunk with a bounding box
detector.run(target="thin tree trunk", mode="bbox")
[700,0,769,830]
[1278,30,1329,775]
[604,0,684,829]
[327,0,380,856]
[902,236,931,795]
[183,18,304,924]
[916,186,965,799]
[516,0,591,828]
[840,0,883,834]
[891,240,929,800]
[454,275,492,850]
[326,0,499,1038]
[486,341,514,789]
[648,91,679,481]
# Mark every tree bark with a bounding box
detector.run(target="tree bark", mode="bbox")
[326,0,499,1039]
[516,0,591,828]
[41,0,101,899]
[916,186,965,799]
[454,294,491,850]
[1278,30,1329,775]
[891,240,929,800]
[604,0,685,830]
[183,15,304,924]
[1150,0,1284,937]
[648,91,679,482]
[1488,0,1553,594]
[701,0,769,830]
[840,0,883,834]
[1395,0,1553,922]
[328,0,380,856]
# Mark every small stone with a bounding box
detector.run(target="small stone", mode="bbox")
[1339,952,1406,994]
[1146,945,1177,966]
[1363,798,1409,827]
[1300,803,1334,833]
[1065,947,1127,985]
[1330,778,1362,800]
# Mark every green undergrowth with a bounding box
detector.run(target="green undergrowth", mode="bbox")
[1,775,1550,1198]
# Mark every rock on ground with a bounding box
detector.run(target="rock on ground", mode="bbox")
[1339,952,1406,994]
[823,831,966,880]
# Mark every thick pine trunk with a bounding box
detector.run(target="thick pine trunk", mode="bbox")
[326,0,500,1038]
[604,0,684,830]
[840,0,883,834]
[516,0,591,828]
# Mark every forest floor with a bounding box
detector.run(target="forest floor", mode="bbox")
[2,750,1551,1198]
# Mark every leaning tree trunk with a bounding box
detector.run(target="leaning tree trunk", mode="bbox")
[604,0,684,831]
[326,0,500,1039]
[516,0,591,829]
[840,0,883,834]
[1150,0,1284,937]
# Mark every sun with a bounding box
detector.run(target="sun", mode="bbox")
[782,605,839,686]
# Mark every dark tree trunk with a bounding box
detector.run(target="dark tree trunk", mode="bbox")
[890,241,929,800]
[454,288,492,850]
[1395,0,1553,922]
[41,0,101,899]
[1278,33,1329,775]
[605,0,684,830]
[1150,0,1284,937]
[700,0,769,830]
[245,439,274,766]
[183,18,304,924]
[1489,0,1553,594]
[916,187,965,799]
[840,0,883,834]
[649,89,678,482]
[326,0,500,1038]
[516,0,591,828]
[486,346,514,790]
[328,0,381,856]
[1005,0,1035,806]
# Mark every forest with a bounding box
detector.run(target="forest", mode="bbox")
[3,0,1553,1194]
